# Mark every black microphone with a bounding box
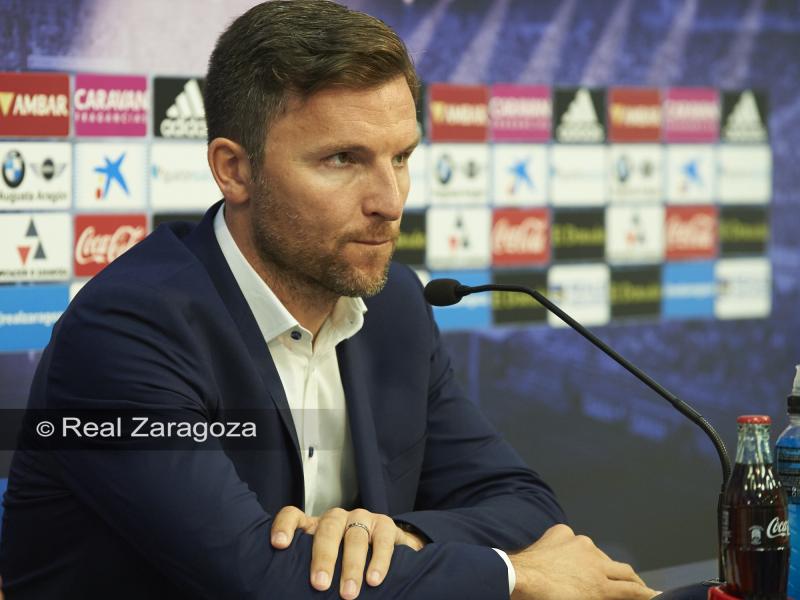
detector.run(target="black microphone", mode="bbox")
[424,277,731,583]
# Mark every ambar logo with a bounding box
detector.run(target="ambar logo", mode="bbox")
[0,72,70,137]
[608,88,661,142]
[427,84,489,142]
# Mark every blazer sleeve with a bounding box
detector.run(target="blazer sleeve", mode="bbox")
[392,284,568,551]
[31,279,511,600]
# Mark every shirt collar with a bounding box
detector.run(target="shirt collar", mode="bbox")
[213,204,367,345]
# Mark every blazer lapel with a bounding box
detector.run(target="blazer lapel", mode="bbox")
[181,202,302,457]
[337,338,388,514]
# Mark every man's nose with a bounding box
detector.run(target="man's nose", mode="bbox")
[363,161,404,221]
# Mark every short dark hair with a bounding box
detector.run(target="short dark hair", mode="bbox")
[204,0,419,172]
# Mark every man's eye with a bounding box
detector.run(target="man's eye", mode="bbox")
[326,152,354,167]
[393,152,411,167]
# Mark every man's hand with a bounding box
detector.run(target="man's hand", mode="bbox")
[509,524,659,600]
[270,506,426,600]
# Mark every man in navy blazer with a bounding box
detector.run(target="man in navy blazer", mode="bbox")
[0,2,663,598]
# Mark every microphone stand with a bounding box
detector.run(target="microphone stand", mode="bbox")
[455,282,730,583]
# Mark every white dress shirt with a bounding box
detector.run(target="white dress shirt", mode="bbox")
[213,205,515,595]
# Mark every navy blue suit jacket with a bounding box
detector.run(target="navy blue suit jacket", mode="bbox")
[0,202,565,599]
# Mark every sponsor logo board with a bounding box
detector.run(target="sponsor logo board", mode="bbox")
[717,145,771,204]
[153,77,206,139]
[715,258,771,319]
[608,144,662,203]
[547,263,610,326]
[74,74,148,137]
[607,87,661,142]
[666,145,714,203]
[553,88,606,143]
[610,266,662,319]
[0,72,70,137]
[489,85,551,142]
[492,144,548,206]
[428,144,489,205]
[0,213,71,282]
[665,206,717,261]
[73,214,148,277]
[0,142,71,210]
[721,90,768,143]
[427,84,489,142]
[662,261,715,319]
[430,269,491,330]
[149,141,219,211]
[663,88,719,143]
[425,206,490,269]
[550,145,606,206]
[75,143,147,210]
[719,206,768,256]
[492,269,548,324]
[491,208,549,266]
[395,212,426,267]
[0,284,69,352]
[551,208,605,261]
[406,143,428,209]
[605,205,665,264]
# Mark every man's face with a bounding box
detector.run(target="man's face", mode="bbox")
[250,75,419,298]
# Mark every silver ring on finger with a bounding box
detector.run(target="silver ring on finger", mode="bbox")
[346,521,371,540]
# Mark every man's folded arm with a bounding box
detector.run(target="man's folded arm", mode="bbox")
[393,290,567,551]
[32,281,510,599]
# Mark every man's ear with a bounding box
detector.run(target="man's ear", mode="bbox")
[207,138,253,206]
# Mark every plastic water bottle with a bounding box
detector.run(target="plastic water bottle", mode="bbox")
[775,364,800,598]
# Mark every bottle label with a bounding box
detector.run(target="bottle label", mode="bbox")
[777,446,800,498]
[722,506,789,548]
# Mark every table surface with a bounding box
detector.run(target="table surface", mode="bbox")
[639,559,718,590]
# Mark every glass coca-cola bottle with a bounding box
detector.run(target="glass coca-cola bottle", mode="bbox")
[722,415,789,599]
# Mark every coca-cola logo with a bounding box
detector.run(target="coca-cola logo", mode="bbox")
[666,213,715,250]
[493,216,547,256]
[767,517,788,539]
[75,224,145,266]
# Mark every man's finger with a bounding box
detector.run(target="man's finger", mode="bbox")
[364,521,398,587]
[310,509,348,591]
[605,560,647,587]
[271,505,306,548]
[340,522,372,599]
[605,579,659,600]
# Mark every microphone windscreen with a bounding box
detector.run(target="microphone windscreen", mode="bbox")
[423,278,463,307]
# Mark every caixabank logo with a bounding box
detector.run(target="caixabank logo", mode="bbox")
[0,72,69,137]
[427,84,489,142]
[153,77,207,139]
[721,89,768,143]
[491,269,547,325]
[75,143,147,210]
[610,266,662,320]
[0,142,71,209]
[666,145,714,203]
[553,87,606,143]
[492,144,548,207]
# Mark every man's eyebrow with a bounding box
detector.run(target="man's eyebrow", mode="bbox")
[315,136,421,156]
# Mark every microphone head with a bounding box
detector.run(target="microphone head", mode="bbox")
[424,278,466,306]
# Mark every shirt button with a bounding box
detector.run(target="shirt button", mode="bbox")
[308,446,315,458]
[290,330,302,341]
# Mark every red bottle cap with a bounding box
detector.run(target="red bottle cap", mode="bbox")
[737,414,771,424]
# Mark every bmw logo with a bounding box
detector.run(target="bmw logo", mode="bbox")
[436,154,453,185]
[2,150,25,188]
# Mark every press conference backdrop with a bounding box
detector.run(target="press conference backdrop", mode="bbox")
[1,0,798,572]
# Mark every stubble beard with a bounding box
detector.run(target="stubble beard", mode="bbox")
[250,180,395,300]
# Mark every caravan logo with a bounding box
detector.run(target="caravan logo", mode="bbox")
[489,85,551,142]
[74,74,148,137]
[153,77,207,139]
[0,72,69,137]
[553,88,605,143]
[664,88,719,143]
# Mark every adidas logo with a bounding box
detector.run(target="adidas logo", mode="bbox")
[723,90,767,143]
[160,79,207,138]
[556,89,604,142]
